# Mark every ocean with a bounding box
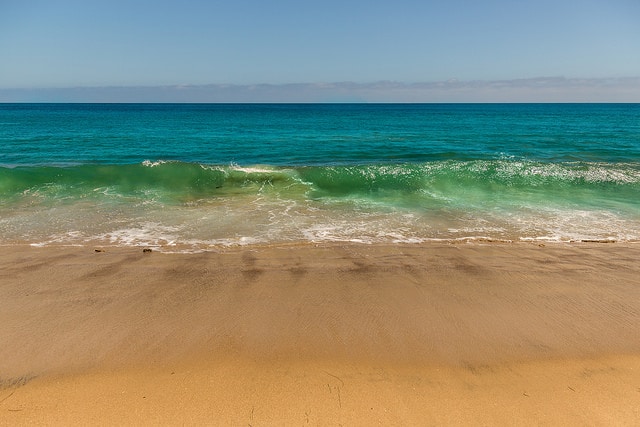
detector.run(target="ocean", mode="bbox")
[1,103,638,250]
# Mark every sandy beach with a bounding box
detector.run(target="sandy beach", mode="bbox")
[1,242,639,425]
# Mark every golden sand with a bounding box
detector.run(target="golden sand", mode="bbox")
[1,243,639,425]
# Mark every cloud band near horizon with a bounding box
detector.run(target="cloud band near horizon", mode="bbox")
[1,77,639,103]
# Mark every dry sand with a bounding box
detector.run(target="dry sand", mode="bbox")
[1,242,639,425]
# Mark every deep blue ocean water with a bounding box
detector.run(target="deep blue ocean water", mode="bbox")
[1,103,639,249]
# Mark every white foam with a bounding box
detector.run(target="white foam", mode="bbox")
[230,165,278,174]
[142,160,168,167]
[28,231,88,247]
[96,222,181,247]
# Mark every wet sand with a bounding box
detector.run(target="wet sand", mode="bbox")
[1,242,639,425]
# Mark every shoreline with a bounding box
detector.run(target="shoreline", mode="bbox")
[2,241,640,424]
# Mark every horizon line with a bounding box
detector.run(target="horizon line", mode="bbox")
[2,77,639,103]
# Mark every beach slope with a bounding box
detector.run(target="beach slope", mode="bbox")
[1,243,639,425]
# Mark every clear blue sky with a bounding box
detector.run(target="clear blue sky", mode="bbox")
[1,0,639,101]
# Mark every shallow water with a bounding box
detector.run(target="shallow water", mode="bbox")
[1,103,638,249]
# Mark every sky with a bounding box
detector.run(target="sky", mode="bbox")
[1,0,639,102]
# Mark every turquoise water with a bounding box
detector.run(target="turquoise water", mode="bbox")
[1,103,639,249]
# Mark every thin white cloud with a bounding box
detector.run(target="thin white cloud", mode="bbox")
[1,77,639,102]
